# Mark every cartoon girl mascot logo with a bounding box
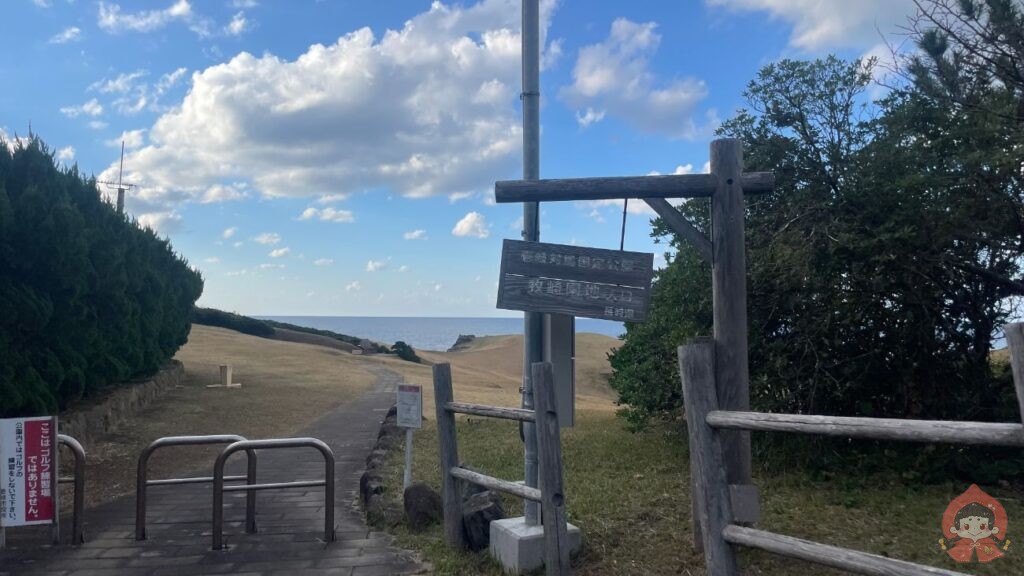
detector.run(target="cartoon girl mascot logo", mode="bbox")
[940,484,1010,563]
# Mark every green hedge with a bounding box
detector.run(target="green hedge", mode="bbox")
[0,137,203,417]
[193,307,275,338]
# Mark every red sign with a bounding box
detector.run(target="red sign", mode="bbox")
[1,417,58,527]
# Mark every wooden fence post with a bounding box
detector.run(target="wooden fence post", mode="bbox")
[433,363,465,549]
[532,361,572,576]
[710,138,752,488]
[680,338,738,576]
[1003,323,1024,424]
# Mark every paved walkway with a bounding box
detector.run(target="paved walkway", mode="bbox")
[0,367,430,576]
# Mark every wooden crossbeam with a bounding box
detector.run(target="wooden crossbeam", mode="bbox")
[494,172,774,204]
[643,198,712,263]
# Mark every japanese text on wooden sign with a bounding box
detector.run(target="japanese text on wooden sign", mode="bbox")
[1,417,58,527]
[497,239,654,322]
[397,385,423,429]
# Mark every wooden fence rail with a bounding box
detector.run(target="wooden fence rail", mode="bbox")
[680,321,1024,576]
[433,361,571,576]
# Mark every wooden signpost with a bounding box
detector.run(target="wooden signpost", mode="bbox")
[497,239,654,322]
[495,137,774,530]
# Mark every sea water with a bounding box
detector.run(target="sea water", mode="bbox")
[258,316,625,351]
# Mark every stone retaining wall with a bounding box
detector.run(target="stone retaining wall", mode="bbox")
[59,360,185,447]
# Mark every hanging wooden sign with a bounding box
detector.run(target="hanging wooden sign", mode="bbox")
[497,239,654,322]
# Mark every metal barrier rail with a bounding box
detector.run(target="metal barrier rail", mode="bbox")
[57,434,85,545]
[212,438,335,550]
[136,435,257,541]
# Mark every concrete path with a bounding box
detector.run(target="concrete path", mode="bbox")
[0,367,430,576]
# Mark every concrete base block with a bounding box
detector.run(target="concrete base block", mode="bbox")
[489,516,581,574]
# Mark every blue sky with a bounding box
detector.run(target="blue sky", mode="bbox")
[1,0,916,316]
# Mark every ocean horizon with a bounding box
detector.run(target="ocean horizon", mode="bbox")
[259,316,626,352]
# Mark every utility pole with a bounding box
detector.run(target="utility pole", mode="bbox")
[520,0,542,527]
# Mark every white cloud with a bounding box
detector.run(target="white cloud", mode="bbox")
[225,11,248,36]
[452,211,490,238]
[345,280,361,292]
[98,0,194,34]
[33,0,52,7]
[316,193,348,204]
[49,27,81,44]
[253,232,280,245]
[107,129,147,149]
[398,265,409,272]
[233,241,244,248]
[56,146,75,162]
[204,256,220,264]
[90,68,188,115]
[221,226,238,239]
[100,0,561,218]
[706,0,914,51]
[299,206,354,223]
[201,182,248,203]
[0,129,30,150]
[259,263,284,269]
[366,259,387,272]
[575,107,605,128]
[88,120,108,130]
[313,258,333,266]
[137,211,182,234]
[448,191,475,203]
[560,18,708,138]
[269,247,290,258]
[60,98,103,118]
[230,0,258,7]
[403,229,427,240]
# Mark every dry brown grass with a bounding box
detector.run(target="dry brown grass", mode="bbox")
[69,326,620,511]
[374,332,621,413]
[79,324,378,506]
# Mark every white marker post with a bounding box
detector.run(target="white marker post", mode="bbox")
[396,384,423,490]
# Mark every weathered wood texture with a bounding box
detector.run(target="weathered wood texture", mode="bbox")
[722,526,969,576]
[494,172,774,203]
[707,410,1024,446]
[497,239,654,322]
[446,402,536,422]
[643,198,712,263]
[1004,322,1024,423]
[432,363,465,549]
[450,466,542,502]
[532,362,572,576]
[710,138,752,487]
[679,340,738,575]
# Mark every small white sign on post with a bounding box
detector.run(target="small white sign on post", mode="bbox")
[396,384,422,490]
[0,416,59,547]
[397,384,423,429]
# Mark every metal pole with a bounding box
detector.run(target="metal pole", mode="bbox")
[403,428,414,490]
[521,0,542,527]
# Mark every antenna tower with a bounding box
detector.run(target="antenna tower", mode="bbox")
[97,141,137,214]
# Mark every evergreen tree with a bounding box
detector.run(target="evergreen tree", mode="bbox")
[0,136,203,417]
